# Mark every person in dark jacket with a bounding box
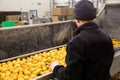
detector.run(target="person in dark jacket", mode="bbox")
[50,0,115,80]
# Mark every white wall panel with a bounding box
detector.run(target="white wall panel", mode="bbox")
[0,0,20,11]
[106,0,120,3]
[0,0,51,17]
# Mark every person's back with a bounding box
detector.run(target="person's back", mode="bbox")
[75,22,114,80]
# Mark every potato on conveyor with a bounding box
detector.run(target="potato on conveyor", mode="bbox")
[0,46,66,80]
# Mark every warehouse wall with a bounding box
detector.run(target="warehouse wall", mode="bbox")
[106,0,120,3]
[0,0,20,11]
[20,0,51,17]
[0,0,51,17]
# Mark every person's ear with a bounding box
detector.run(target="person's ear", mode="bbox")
[75,19,82,27]
[77,20,83,24]
[77,20,80,23]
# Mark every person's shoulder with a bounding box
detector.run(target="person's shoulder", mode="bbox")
[67,35,85,50]
[69,35,84,45]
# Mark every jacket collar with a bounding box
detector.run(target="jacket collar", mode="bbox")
[73,22,98,36]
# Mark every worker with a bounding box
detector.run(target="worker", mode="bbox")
[50,0,115,80]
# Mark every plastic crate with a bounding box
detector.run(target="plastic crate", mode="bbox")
[2,21,15,28]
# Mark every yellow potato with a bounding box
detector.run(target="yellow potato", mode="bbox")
[0,46,66,80]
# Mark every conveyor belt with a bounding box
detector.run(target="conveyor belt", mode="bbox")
[0,44,120,80]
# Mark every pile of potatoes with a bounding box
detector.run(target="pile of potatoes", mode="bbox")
[112,38,120,47]
[0,46,66,80]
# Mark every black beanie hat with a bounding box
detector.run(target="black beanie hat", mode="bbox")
[74,0,96,20]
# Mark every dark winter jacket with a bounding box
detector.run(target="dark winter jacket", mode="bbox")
[53,22,115,80]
